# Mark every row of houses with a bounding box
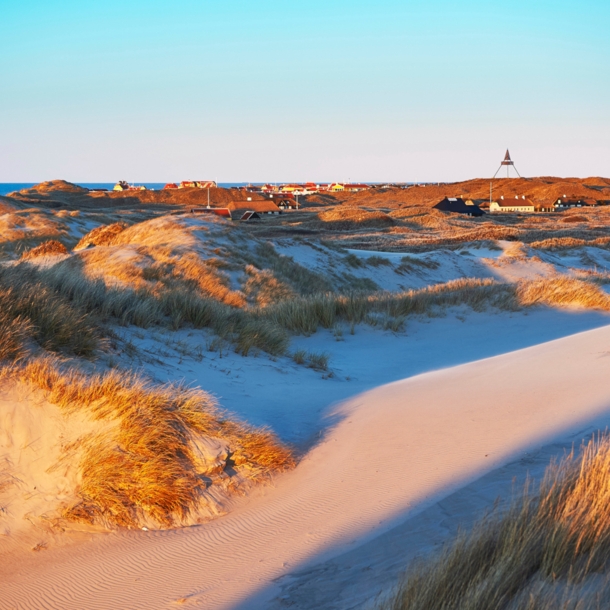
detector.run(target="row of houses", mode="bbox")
[163,181,217,189]
[435,195,610,217]
[434,195,610,216]
[488,195,603,213]
[173,198,291,221]
[113,181,147,191]
[246,183,372,196]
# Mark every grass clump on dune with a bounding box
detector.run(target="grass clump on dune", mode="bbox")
[0,210,72,257]
[317,207,395,230]
[10,246,610,360]
[74,221,128,250]
[20,239,69,260]
[262,278,516,335]
[0,266,98,358]
[516,277,610,310]
[382,433,610,610]
[245,241,334,296]
[1,357,294,528]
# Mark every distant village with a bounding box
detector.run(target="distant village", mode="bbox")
[113,179,385,195]
[110,178,610,221]
[108,151,609,220]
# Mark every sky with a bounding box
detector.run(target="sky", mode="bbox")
[0,0,608,182]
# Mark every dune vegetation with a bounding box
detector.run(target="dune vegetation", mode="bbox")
[381,434,610,610]
[3,180,610,537]
[0,358,293,529]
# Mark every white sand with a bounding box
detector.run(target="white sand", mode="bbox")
[3,324,610,609]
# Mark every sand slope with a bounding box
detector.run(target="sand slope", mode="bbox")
[4,325,610,609]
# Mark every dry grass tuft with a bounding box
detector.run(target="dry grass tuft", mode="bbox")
[21,239,69,260]
[516,277,610,311]
[2,357,294,528]
[0,211,71,257]
[0,315,32,361]
[75,222,127,250]
[382,433,610,610]
[0,265,98,357]
[530,236,610,251]
[562,215,588,223]
[502,242,529,259]
[395,255,440,274]
[243,265,296,307]
[262,278,516,335]
[243,242,334,296]
[317,207,395,229]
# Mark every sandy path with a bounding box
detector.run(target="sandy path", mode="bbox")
[4,325,610,609]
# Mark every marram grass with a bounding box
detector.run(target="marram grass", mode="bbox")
[1,357,294,528]
[381,433,610,610]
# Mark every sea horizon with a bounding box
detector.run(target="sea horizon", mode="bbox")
[0,181,418,197]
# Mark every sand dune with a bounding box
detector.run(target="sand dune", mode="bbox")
[4,325,610,609]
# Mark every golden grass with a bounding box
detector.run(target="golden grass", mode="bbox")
[72,218,247,308]
[0,265,98,357]
[530,236,610,250]
[21,239,69,260]
[516,277,610,311]
[74,222,127,250]
[389,207,444,219]
[317,207,395,229]
[562,215,588,223]
[261,278,515,335]
[243,264,296,306]
[382,433,610,610]
[1,357,294,528]
[242,241,334,296]
[0,211,71,257]
[0,315,32,361]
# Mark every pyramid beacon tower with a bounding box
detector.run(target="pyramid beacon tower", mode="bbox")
[493,149,522,178]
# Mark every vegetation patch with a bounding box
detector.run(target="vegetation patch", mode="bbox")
[21,239,69,260]
[317,207,395,230]
[1,357,294,529]
[75,222,128,250]
[382,433,610,610]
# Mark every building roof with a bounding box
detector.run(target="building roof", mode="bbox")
[227,200,280,213]
[239,211,261,221]
[189,208,231,217]
[555,197,597,206]
[494,196,535,207]
[434,197,484,216]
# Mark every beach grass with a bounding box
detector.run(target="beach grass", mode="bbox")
[1,357,294,528]
[381,433,610,610]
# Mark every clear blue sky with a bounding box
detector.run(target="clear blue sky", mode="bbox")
[1,0,608,182]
